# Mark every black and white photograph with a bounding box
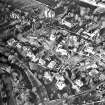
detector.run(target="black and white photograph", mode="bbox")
[1,0,105,105]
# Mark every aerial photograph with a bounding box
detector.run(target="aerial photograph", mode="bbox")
[1,0,105,105]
